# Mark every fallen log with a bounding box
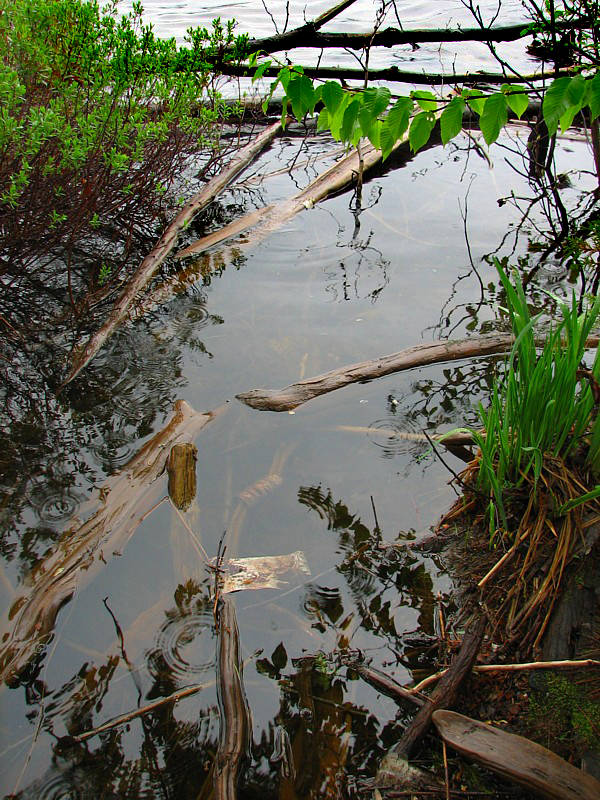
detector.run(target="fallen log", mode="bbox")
[237,334,600,412]
[0,400,225,686]
[62,122,282,386]
[433,709,600,800]
[175,106,439,261]
[214,596,251,799]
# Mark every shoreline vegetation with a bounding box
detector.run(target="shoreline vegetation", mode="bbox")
[2,0,600,797]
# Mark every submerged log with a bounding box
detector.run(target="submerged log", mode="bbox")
[433,709,600,800]
[175,104,440,262]
[237,334,600,412]
[167,442,198,511]
[0,400,226,686]
[214,596,251,799]
[62,122,282,386]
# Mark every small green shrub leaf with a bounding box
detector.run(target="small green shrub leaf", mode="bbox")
[542,76,571,135]
[440,96,465,145]
[502,84,529,118]
[287,74,315,121]
[463,89,486,117]
[480,92,508,145]
[409,111,436,152]
[321,81,345,115]
[588,72,600,120]
[412,90,437,112]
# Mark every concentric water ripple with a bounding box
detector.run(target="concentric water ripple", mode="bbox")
[27,485,84,525]
[146,606,215,684]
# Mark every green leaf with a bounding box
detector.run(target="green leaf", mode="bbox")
[358,86,391,136]
[340,98,361,143]
[277,66,292,92]
[287,74,315,121]
[463,89,486,117]
[440,96,465,145]
[317,107,330,132]
[321,81,345,115]
[542,76,571,135]
[589,72,600,120]
[409,111,436,152]
[361,86,391,118]
[566,73,586,107]
[252,60,271,83]
[329,93,351,140]
[367,118,382,149]
[412,90,437,112]
[502,83,529,118]
[380,97,413,160]
[480,92,508,145]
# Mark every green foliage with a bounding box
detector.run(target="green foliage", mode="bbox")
[528,672,600,753]
[252,55,598,159]
[463,261,600,533]
[0,0,246,273]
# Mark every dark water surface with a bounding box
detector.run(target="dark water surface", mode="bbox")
[1,2,598,797]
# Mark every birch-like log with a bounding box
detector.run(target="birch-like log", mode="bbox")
[63,122,282,386]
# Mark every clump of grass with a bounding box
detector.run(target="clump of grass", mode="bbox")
[443,261,600,649]
[469,260,600,536]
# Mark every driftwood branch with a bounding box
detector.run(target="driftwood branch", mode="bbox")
[62,122,282,386]
[412,657,600,694]
[345,659,426,708]
[214,596,251,799]
[221,62,573,86]
[0,400,225,686]
[175,112,427,261]
[229,15,590,57]
[433,709,600,800]
[237,334,600,412]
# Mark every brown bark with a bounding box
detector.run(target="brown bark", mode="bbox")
[433,709,600,800]
[167,442,198,511]
[237,334,514,412]
[228,16,589,57]
[0,400,226,686]
[221,62,572,85]
[62,122,282,386]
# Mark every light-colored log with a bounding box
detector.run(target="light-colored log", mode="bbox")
[433,709,600,800]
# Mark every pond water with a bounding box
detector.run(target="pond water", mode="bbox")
[1,2,598,798]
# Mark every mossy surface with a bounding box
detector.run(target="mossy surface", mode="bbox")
[527,671,600,755]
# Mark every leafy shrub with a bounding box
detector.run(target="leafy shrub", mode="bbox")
[0,0,245,293]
